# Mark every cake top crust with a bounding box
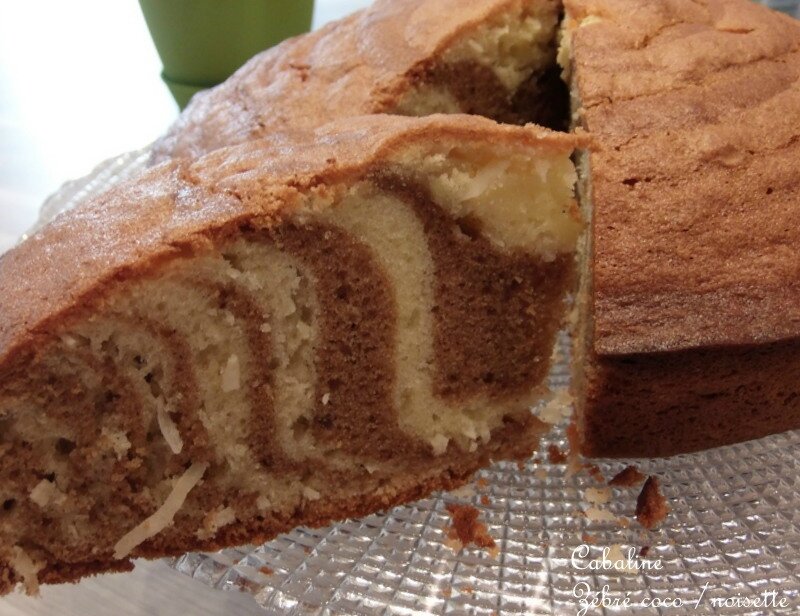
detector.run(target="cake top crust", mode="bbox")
[568,0,800,355]
[152,0,542,162]
[0,114,578,369]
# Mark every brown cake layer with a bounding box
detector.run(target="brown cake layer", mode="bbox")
[565,0,800,456]
[267,221,423,460]
[374,172,574,401]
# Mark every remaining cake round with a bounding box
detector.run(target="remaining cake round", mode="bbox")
[0,115,583,594]
[563,0,800,456]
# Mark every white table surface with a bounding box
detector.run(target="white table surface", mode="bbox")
[0,1,369,614]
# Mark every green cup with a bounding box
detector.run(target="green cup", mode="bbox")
[139,0,315,109]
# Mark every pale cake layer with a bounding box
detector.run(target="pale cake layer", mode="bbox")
[0,116,581,594]
[152,0,567,162]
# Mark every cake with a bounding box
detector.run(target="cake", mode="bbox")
[563,0,800,456]
[158,0,800,459]
[0,115,583,594]
[4,0,800,596]
[151,0,569,162]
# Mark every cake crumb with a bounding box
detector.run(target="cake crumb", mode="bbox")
[234,577,260,593]
[259,565,274,576]
[585,487,611,505]
[639,546,651,558]
[321,393,331,406]
[585,464,604,483]
[547,444,568,464]
[197,506,237,540]
[476,478,489,488]
[442,586,452,598]
[581,532,597,544]
[480,495,491,507]
[584,506,617,523]
[445,503,495,551]
[536,390,573,425]
[636,477,669,529]
[461,584,475,594]
[609,465,646,487]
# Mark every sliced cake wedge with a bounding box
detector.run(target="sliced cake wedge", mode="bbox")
[0,114,583,594]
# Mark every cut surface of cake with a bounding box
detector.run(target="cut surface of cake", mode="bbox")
[563,0,800,457]
[0,115,583,593]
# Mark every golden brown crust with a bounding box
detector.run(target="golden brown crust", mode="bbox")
[568,0,800,354]
[151,0,555,161]
[0,114,578,377]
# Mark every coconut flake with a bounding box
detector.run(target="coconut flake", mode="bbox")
[302,487,321,501]
[430,434,450,456]
[101,427,131,459]
[156,406,183,455]
[29,479,65,509]
[221,355,240,392]
[10,546,43,596]
[113,462,208,559]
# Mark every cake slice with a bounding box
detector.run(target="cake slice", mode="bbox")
[152,0,568,162]
[0,114,583,594]
[563,0,800,456]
